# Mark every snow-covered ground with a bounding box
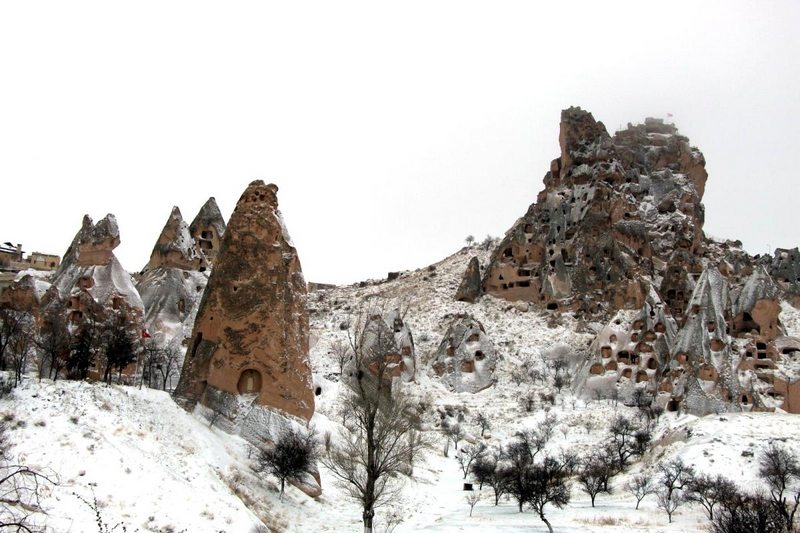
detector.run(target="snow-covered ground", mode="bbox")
[5,244,800,532]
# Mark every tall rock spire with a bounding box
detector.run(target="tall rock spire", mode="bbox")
[174,181,314,424]
[189,197,226,266]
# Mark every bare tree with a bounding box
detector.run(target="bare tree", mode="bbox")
[759,442,800,529]
[67,320,101,381]
[465,492,481,517]
[626,472,656,509]
[465,235,475,247]
[609,415,650,469]
[7,314,35,387]
[0,309,32,372]
[157,342,182,391]
[457,443,487,479]
[321,306,415,533]
[0,424,57,532]
[553,372,570,393]
[258,426,318,501]
[444,423,465,452]
[658,458,695,502]
[711,492,789,533]
[525,456,573,533]
[539,413,558,442]
[578,453,613,507]
[474,412,491,437]
[35,305,71,382]
[330,339,352,377]
[685,473,737,521]
[406,426,431,475]
[139,338,162,388]
[100,312,137,384]
[657,489,682,523]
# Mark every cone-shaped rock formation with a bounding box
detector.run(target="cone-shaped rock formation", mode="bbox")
[174,181,314,427]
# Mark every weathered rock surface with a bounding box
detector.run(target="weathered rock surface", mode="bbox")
[432,314,496,393]
[576,288,676,401]
[0,273,51,315]
[189,197,226,267]
[38,214,144,380]
[137,206,212,371]
[577,263,800,415]
[768,247,800,307]
[341,308,417,396]
[174,180,315,434]
[145,207,205,272]
[455,256,482,303]
[44,214,143,323]
[482,109,710,316]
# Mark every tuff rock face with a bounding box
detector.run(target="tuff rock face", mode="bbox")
[136,206,213,390]
[482,109,709,316]
[577,264,800,414]
[342,308,417,395]
[768,247,800,307]
[44,214,144,322]
[432,314,496,393]
[527,108,800,415]
[189,197,226,266]
[174,181,315,442]
[0,274,51,315]
[145,207,205,272]
[455,256,482,303]
[576,288,676,401]
[40,214,144,378]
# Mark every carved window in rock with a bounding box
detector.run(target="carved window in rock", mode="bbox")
[237,369,262,394]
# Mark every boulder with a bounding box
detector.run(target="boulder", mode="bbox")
[432,315,496,393]
[455,256,481,303]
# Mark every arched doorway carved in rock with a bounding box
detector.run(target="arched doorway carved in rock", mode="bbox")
[237,369,262,394]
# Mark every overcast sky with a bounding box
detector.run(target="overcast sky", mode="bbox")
[1,1,798,284]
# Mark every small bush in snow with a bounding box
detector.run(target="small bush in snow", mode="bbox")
[258,427,318,501]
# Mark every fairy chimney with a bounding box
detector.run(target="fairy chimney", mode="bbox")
[174,181,314,422]
[145,206,205,272]
[189,197,226,266]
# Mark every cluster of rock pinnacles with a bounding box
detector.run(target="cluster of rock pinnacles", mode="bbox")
[7,108,800,499]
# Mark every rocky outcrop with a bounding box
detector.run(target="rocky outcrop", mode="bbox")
[341,308,417,395]
[40,214,144,379]
[44,214,143,322]
[174,181,314,438]
[482,109,710,317]
[769,248,800,307]
[664,267,738,414]
[145,207,205,272]
[432,315,496,393]
[137,206,212,371]
[731,267,781,340]
[576,288,676,401]
[577,261,800,415]
[455,256,481,303]
[189,197,226,267]
[0,273,51,315]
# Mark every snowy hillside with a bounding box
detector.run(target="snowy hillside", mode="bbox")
[5,244,800,532]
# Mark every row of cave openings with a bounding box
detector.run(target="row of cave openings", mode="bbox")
[445,331,486,374]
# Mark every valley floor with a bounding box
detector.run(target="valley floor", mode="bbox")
[4,376,800,532]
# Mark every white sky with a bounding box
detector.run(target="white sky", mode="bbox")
[1,1,798,284]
